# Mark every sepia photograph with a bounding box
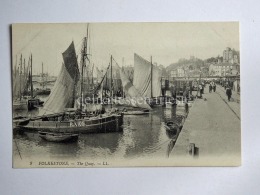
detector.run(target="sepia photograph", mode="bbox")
[12,22,241,168]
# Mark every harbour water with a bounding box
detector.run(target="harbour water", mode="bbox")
[13,104,188,161]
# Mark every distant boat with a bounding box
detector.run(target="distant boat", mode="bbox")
[39,132,78,143]
[12,54,29,110]
[35,88,51,96]
[13,54,44,110]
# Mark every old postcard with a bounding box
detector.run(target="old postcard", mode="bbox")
[12,23,241,168]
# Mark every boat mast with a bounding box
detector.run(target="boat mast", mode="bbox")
[105,65,108,98]
[24,58,26,76]
[122,57,124,97]
[42,62,44,89]
[160,76,162,97]
[100,70,103,100]
[30,54,33,98]
[80,24,89,110]
[92,63,94,85]
[111,55,113,108]
[23,58,26,96]
[14,55,17,78]
[151,56,153,98]
[80,37,87,111]
[19,54,22,101]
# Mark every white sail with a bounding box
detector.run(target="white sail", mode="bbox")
[133,53,162,98]
[39,42,79,115]
[120,67,152,110]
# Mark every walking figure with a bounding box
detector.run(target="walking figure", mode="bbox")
[201,81,205,94]
[198,84,203,98]
[212,81,216,92]
[226,85,232,101]
[209,82,212,93]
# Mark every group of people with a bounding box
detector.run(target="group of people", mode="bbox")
[197,80,216,98]
[209,81,216,93]
[206,80,233,101]
[175,78,234,102]
[197,81,205,98]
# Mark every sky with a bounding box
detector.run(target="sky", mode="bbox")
[12,22,239,76]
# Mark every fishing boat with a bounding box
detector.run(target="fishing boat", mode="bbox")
[115,59,152,115]
[13,54,44,110]
[12,55,29,110]
[39,131,78,143]
[28,98,44,110]
[13,116,30,126]
[133,53,163,106]
[18,112,123,134]
[17,38,123,134]
[162,121,180,134]
[35,88,51,96]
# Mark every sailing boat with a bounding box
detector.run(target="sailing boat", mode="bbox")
[133,53,163,106]
[13,54,44,111]
[13,54,28,110]
[119,65,152,114]
[16,41,123,134]
[109,58,152,115]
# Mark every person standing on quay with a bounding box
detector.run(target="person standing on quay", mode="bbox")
[226,85,232,101]
[213,81,216,92]
[209,82,212,93]
[198,83,203,98]
[201,80,205,94]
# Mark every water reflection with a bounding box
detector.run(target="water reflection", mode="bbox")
[13,104,188,160]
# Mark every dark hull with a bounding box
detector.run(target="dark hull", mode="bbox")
[18,114,124,134]
[13,99,44,111]
[39,132,78,143]
[123,111,149,115]
[163,122,180,134]
[28,99,44,110]
[35,89,51,95]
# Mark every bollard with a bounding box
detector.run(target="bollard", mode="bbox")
[188,143,199,157]
[188,143,195,156]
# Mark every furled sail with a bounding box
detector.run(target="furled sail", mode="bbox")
[120,67,152,110]
[12,67,20,99]
[103,64,122,94]
[39,42,79,115]
[133,53,162,98]
[12,56,29,100]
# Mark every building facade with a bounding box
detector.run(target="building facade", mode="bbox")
[170,67,185,77]
[209,62,240,77]
[223,47,240,64]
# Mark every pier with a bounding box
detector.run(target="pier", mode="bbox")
[170,85,241,166]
